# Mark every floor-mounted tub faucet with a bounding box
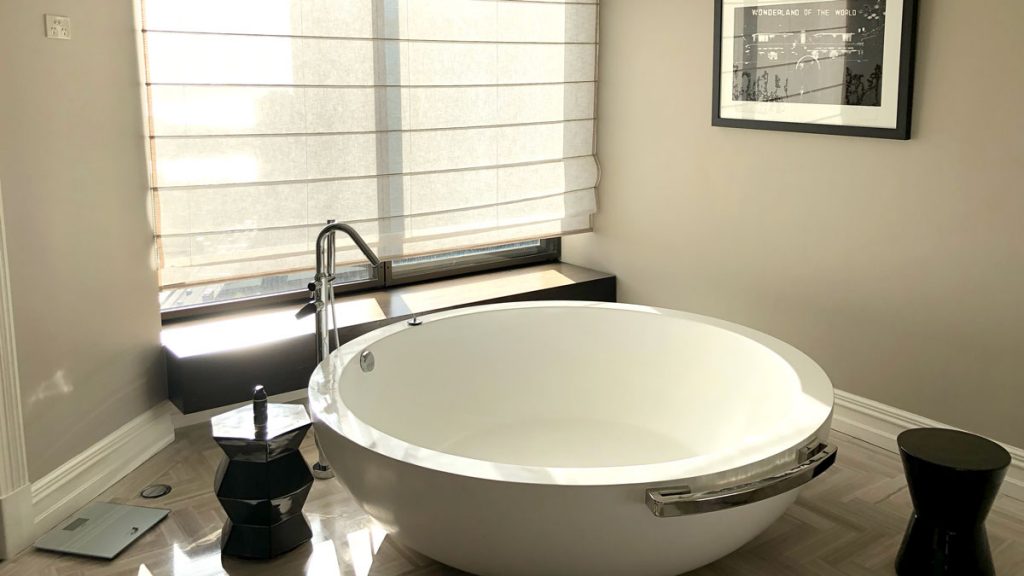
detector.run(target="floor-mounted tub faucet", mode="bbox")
[296,221,384,479]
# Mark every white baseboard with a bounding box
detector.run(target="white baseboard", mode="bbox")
[833,389,1024,502]
[29,401,175,539]
[171,389,307,429]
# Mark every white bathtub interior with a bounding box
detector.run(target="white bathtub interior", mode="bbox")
[328,303,832,481]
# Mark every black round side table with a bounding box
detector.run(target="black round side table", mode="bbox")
[896,428,1011,576]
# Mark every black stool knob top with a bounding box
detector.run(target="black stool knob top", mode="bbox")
[253,385,269,434]
[898,428,1010,472]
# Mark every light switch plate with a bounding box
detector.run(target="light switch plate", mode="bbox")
[44,14,71,40]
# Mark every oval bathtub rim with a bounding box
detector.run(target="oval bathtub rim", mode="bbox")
[307,301,835,488]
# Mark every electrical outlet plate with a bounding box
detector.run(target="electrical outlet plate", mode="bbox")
[44,14,71,40]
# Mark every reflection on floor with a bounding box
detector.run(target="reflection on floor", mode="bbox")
[1,425,1022,576]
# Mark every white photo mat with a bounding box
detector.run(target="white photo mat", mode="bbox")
[718,0,906,129]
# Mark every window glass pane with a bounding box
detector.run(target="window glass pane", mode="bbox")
[159,264,373,311]
[159,241,554,312]
[394,240,541,268]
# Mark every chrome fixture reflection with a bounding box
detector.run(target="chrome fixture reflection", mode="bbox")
[359,350,375,373]
[645,441,837,517]
[296,221,384,479]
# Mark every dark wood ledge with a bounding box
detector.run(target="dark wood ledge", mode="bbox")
[164,263,615,414]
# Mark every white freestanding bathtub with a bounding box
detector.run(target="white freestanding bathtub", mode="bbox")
[309,301,835,576]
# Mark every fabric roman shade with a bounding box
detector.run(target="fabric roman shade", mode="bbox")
[141,0,600,288]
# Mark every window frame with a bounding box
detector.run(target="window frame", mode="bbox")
[160,237,561,323]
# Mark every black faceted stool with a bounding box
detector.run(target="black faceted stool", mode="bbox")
[212,386,314,559]
[896,428,1011,576]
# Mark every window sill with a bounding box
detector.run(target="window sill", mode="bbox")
[164,262,615,414]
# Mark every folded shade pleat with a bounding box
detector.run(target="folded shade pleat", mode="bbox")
[142,0,600,288]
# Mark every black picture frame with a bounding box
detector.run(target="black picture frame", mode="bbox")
[712,0,919,140]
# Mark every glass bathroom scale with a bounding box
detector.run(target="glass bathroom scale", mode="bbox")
[34,502,169,559]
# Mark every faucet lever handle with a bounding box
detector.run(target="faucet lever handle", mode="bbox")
[295,300,319,320]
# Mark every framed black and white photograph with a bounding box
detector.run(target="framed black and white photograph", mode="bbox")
[713,0,919,139]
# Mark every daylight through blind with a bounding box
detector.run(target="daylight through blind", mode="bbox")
[141,0,600,287]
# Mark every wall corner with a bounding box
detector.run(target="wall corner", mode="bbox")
[0,179,32,559]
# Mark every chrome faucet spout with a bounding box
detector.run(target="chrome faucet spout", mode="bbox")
[301,222,383,365]
[302,221,383,482]
[314,222,381,274]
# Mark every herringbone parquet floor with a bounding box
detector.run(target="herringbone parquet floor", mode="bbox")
[1,425,1022,576]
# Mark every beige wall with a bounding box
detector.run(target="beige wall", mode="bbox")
[565,1,1024,448]
[0,0,165,481]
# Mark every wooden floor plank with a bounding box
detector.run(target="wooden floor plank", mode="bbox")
[1,428,1021,576]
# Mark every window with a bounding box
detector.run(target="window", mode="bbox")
[158,238,559,315]
[140,0,600,313]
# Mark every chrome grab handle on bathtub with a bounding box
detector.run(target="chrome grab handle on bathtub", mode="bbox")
[645,442,838,517]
